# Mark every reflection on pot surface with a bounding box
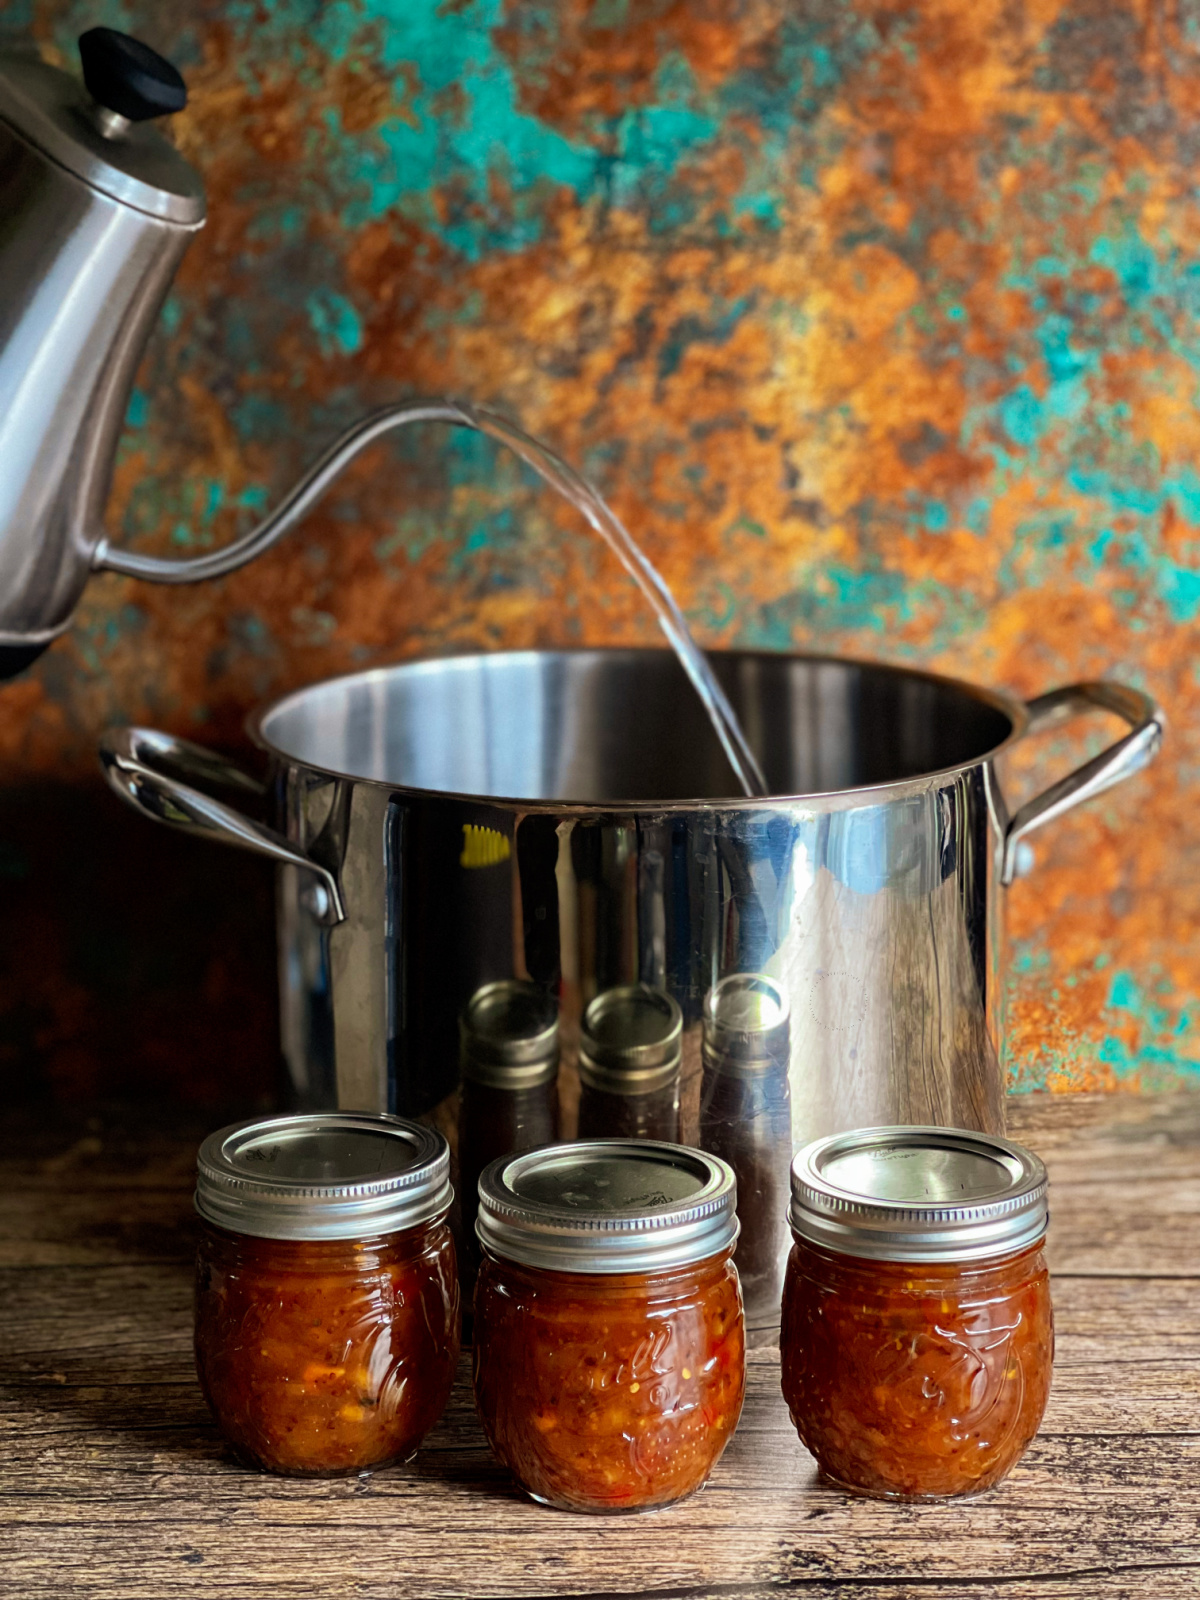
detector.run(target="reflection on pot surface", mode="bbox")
[577,984,683,1144]
[699,974,792,1342]
[457,980,560,1296]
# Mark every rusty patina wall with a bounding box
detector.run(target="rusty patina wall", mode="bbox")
[2,0,1196,1101]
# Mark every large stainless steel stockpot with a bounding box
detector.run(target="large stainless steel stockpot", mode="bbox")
[101,649,1161,1146]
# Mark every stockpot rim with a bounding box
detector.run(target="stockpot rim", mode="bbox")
[244,645,1030,813]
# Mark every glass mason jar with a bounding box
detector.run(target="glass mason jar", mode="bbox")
[194,1113,459,1476]
[699,973,792,1343]
[781,1125,1053,1501]
[457,979,560,1296]
[576,984,682,1144]
[473,1140,745,1512]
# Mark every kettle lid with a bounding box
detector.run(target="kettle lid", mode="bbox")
[0,32,204,226]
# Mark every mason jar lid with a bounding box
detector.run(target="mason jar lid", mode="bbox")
[460,979,560,1089]
[195,1113,452,1242]
[702,972,790,1077]
[579,984,682,1095]
[789,1125,1048,1263]
[477,1140,737,1274]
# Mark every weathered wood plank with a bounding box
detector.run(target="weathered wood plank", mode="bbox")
[1006,1088,1200,1144]
[744,1580,1200,1600]
[0,1190,195,1269]
[2,1434,1199,1599]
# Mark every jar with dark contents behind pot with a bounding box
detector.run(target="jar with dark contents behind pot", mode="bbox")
[473,1140,745,1512]
[193,1113,459,1477]
[576,984,681,1143]
[457,979,560,1301]
[781,1125,1054,1501]
[699,973,792,1344]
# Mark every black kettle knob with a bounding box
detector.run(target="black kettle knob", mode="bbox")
[78,27,187,122]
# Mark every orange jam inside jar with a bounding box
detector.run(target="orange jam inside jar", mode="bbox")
[781,1126,1053,1501]
[194,1113,459,1477]
[473,1141,745,1512]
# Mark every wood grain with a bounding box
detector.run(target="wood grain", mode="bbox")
[1,1093,1197,1600]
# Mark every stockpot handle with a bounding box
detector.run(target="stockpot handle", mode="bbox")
[98,728,346,925]
[1001,681,1164,887]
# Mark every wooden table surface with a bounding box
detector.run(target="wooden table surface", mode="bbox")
[2,1092,1198,1600]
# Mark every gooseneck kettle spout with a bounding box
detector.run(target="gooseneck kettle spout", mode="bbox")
[92,400,486,584]
[0,28,203,675]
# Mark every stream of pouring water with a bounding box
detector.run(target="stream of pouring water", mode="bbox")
[457,402,770,798]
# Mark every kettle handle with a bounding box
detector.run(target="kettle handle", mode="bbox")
[1000,681,1164,886]
[98,727,345,925]
[91,401,479,584]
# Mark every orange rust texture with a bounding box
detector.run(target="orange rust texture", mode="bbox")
[3,0,1197,1098]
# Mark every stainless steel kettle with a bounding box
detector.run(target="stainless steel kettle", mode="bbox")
[0,29,207,673]
[0,28,483,678]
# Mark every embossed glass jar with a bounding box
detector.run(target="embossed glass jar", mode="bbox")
[194,1113,459,1477]
[780,1126,1053,1501]
[473,1141,745,1512]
